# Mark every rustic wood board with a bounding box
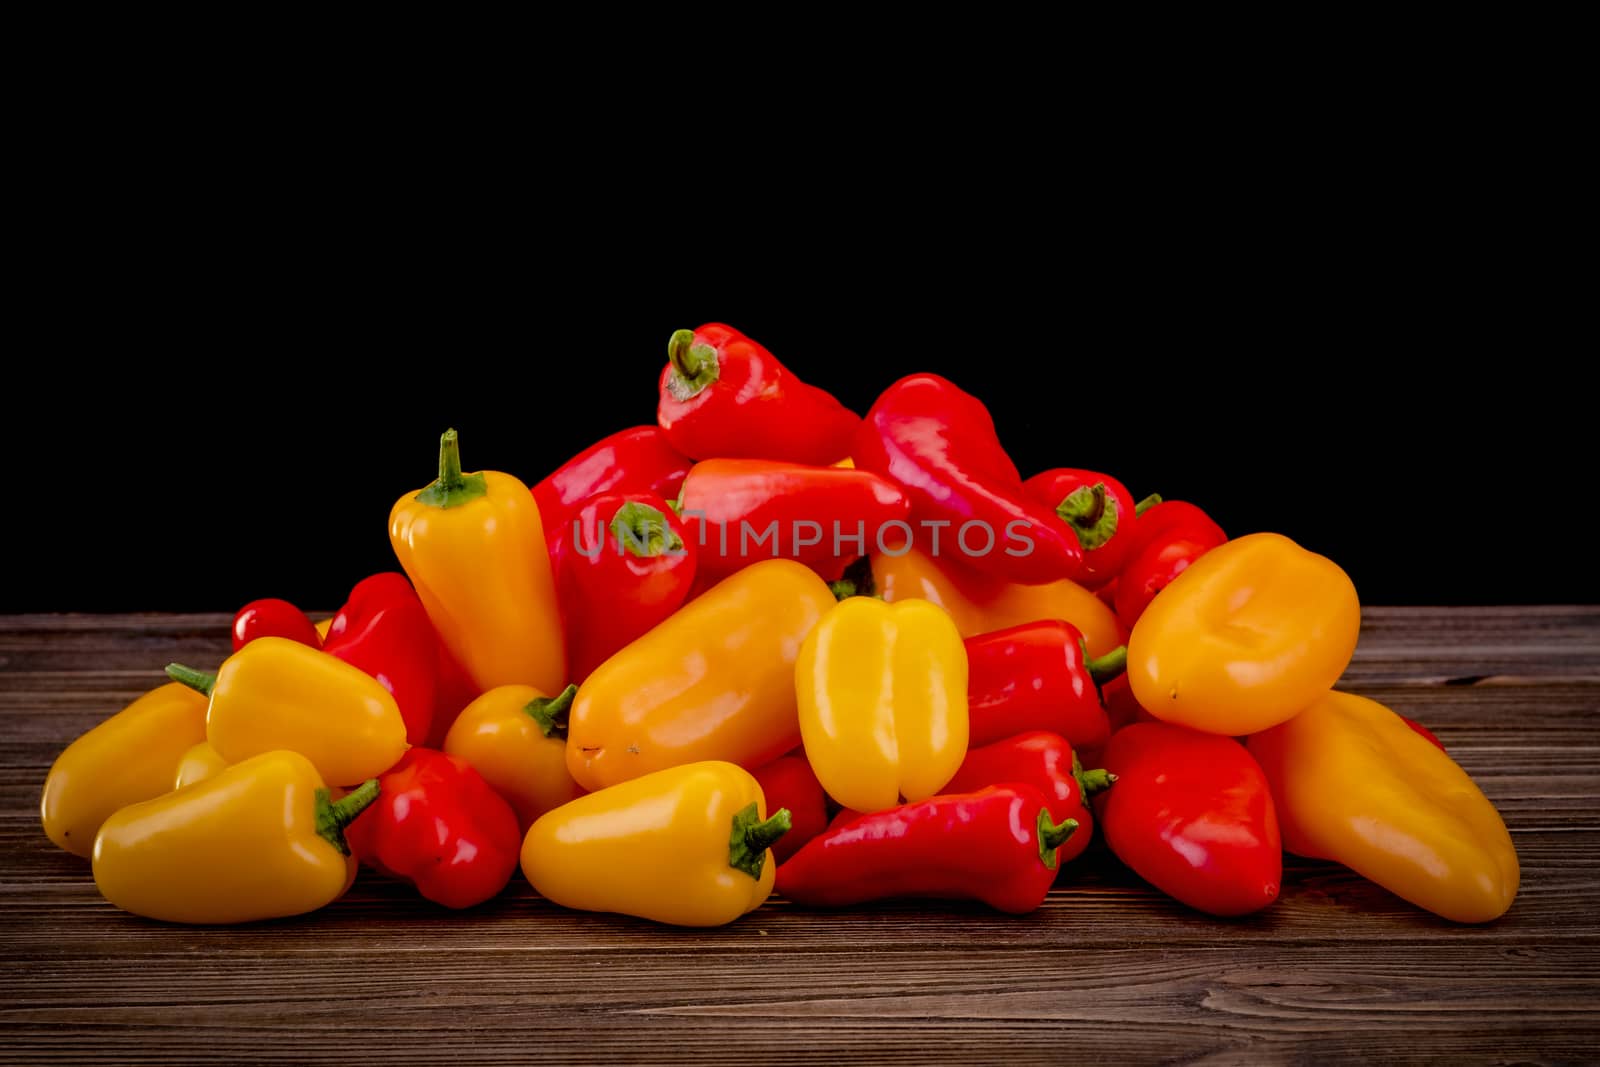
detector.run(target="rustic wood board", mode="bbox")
[1,608,1596,1064]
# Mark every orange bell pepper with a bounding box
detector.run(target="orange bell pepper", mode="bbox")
[443,683,586,831]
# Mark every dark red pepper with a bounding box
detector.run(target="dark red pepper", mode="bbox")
[231,598,321,652]
[323,573,440,745]
[1114,500,1227,627]
[775,784,1078,914]
[750,755,830,864]
[658,324,860,465]
[942,731,1112,868]
[1022,469,1139,590]
[965,621,1123,751]
[853,374,1082,584]
[425,641,482,749]
[344,748,521,909]
[531,426,692,547]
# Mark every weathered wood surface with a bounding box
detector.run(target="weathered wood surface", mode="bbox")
[1,608,1596,1064]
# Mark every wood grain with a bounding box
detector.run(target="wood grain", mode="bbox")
[1,608,1597,1064]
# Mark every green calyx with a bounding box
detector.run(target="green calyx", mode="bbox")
[1056,482,1118,552]
[610,501,683,557]
[523,684,578,739]
[416,428,488,509]
[316,779,381,855]
[1071,751,1116,801]
[1037,809,1080,871]
[665,329,721,402]
[728,802,791,881]
[828,556,877,601]
[165,663,217,697]
[1134,493,1162,517]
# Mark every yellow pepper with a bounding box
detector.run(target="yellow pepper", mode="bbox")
[1248,691,1519,923]
[871,547,1124,656]
[521,761,788,926]
[166,636,408,786]
[567,559,834,792]
[92,750,378,924]
[314,617,333,641]
[390,428,565,694]
[444,683,586,831]
[796,596,969,812]
[1127,532,1361,735]
[173,741,229,790]
[40,682,208,858]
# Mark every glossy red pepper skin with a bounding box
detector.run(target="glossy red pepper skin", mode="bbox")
[965,621,1119,751]
[552,492,698,682]
[776,784,1078,914]
[853,375,1082,584]
[750,755,830,864]
[677,459,910,582]
[231,599,321,652]
[530,426,692,547]
[658,324,860,465]
[1113,501,1228,627]
[1095,723,1282,916]
[345,748,521,909]
[1022,469,1138,590]
[942,731,1109,867]
[323,573,440,745]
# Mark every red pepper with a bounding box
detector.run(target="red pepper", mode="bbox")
[1095,723,1282,916]
[750,755,830,864]
[942,731,1111,868]
[775,784,1079,914]
[323,573,440,745]
[965,621,1123,751]
[677,459,911,582]
[531,426,692,547]
[1022,469,1139,590]
[345,748,521,909]
[1113,501,1227,627]
[658,324,859,464]
[553,492,698,682]
[231,598,321,652]
[1403,716,1448,753]
[853,374,1082,584]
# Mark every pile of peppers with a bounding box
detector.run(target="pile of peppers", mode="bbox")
[40,322,1519,928]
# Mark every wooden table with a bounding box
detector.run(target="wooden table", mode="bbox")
[2,609,1596,1064]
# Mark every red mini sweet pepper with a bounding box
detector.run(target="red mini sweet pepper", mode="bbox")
[677,459,911,582]
[658,324,860,465]
[531,426,692,548]
[775,784,1079,914]
[853,375,1082,584]
[231,598,321,652]
[942,731,1112,868]
[1095,723,1281,917]
[966,621,1123,751]
[1022,469,1140,590]
[750,755,831,864]
[322,573,441,745]
[344,748,521,909]
[553,491,698,681]
[1113,500,1227,627]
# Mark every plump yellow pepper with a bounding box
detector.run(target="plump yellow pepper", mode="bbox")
[871,547,1123,657]
[521,761,789,926]
[167,636,408,786]
[390,428,565,694]
[1248,691,1518,923]
[40,682,208,858]
[173,741,229,790]
[444,684,587,831]
[92,750,378,924]
[1127,532,1361,735]
[567,559,835,792]
[796,597,969,812]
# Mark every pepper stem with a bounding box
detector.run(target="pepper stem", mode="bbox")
[165,663,217,697]
[316,779,381,856]
[1056,483,1119,552]
[665,329,721,401]
[728,802,791,881]
[523,684,578,739]
[415,429,489,509]
[829,556,876,601]
[1037,809,1079,870]
[1134,493,1162,516]
[1072,751,1117,799]
[1086,645,1127,685]
[611,501,682,557]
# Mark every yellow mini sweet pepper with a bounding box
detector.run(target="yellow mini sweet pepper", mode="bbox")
[1127,532,1361,735]
[40,682,208,858]
[390,428,565,695]
[796,596,969,812]
[566,559,835,792]
[1248,691,1519,923]
[444,683,586,831]
[172,741,229,790]
[92,750,380,924]
[166,636,408,786]
[520,761,789,926]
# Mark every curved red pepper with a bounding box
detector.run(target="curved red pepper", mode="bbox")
[1113,501,1228,627]
[657,324,859,465]
[344,748,521,909]
[965,621,1122,751]
[1022,469,1139,590]
[553,491,698,682]
[531,426,692,546]
[942,731,1111,868]
[323,573,440,745]
[677,459,910,582]
[776,784,1078,914]
[231,598,321,652]
[750,755,830,864]
[1095,723,1281,916]
[853,374,1082,584]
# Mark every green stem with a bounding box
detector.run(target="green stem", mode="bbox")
[165,663,217,697]
[668,329,702,378]
[728,803,791,881]
[1056,482,1118,551]
[829,556,876,601]
[316,779,381,855]
[664,329,721,401]
[1134,493,1162,516]
[611,501,682,557]
[1086,645,1127,685]
[1037,809,1079,871]
[1071,752,1117,799]
[523,684,578,739]
[415,429,488,509]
